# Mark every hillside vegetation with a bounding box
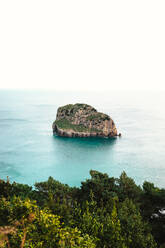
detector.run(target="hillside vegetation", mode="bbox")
[0,171,165,247]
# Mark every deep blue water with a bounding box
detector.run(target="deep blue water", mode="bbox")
[0,90,165,187]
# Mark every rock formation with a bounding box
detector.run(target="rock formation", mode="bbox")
[52,103,118,138]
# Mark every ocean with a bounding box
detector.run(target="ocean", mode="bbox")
[0,89,165,188]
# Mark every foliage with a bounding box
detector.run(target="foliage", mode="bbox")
[0,197,95,248]
[118,198,156,248]
[116,171,142,202]
[55,119,90,132]
[72,193,127,248]
[86,112,110,121]
[77,170,118,205]
[55,119,100,132]
[58,104,96,114]
[34,176,74,224]
[1,170,165,247]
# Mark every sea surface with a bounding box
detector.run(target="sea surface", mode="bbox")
[0,90,165,188]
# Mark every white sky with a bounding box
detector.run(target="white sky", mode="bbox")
[0,0,165,91]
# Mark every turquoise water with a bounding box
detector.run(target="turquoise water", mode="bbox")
[0,90,165,187]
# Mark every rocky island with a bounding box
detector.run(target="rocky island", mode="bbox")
[52,103,118,138]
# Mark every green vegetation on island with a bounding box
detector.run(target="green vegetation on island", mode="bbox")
[86,112,110,121]
[1,171,165,247]
[58,104,97,116]
[54,119,101,133]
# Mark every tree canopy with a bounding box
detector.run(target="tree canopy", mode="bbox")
[0,170,165,247]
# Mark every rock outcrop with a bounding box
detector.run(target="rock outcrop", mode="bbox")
[52,103,118,138]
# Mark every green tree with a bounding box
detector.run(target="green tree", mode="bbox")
[117,172,142,203]
[118,198,157,248]
[0,197,95,248]
[34,177,74,224]
[73,192,127,248]
[78,170,118,206]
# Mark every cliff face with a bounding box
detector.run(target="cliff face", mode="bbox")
[52,103,118,137]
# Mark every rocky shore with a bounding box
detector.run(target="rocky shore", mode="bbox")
[52,103,118,138]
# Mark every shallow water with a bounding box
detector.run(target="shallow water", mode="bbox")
[0,90,165,187]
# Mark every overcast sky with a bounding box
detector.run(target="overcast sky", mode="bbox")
[0,0,165,91]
